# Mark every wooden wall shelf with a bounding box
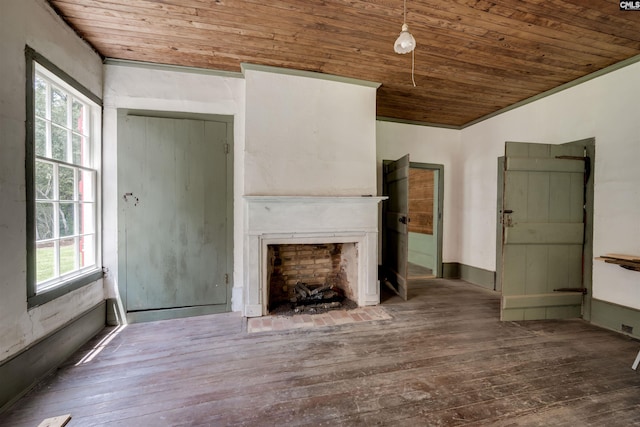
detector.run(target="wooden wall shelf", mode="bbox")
[595,254,640,272]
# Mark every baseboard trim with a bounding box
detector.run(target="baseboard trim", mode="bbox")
[443,262,496,290]
[0,302,106,413]
[591,298,640,340]
[126,304,229,323]
[442,262,460,279]
[460,264,496,290]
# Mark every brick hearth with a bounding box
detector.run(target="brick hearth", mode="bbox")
[247,306,391,333]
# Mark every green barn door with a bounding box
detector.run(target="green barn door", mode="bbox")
[118,113,232,322]
[383,154,410,300]
[499,142,587,321]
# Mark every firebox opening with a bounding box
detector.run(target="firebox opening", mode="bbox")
[267,243,358,315]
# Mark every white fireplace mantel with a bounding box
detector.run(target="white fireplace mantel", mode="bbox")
[243,195,386,317]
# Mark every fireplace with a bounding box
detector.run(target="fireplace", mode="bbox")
[243,196,386,317]
[267,242,358,314]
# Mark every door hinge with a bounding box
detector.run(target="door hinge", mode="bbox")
[224,143,230,154]
[224,273,229,284]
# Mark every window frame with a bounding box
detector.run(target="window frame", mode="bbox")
[26,46,103,308]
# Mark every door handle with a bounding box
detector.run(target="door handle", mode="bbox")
[399,216,409,224]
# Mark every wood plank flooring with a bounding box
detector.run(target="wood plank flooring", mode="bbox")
[408,262,434,279]
[2,279,640,426]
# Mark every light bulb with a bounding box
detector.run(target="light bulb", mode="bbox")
[394,23,416,54]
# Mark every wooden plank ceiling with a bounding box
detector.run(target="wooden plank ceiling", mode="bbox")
[48,0,640,127]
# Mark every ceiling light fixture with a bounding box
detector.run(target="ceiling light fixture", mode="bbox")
[394,23,416,54]
[394,0,417,86]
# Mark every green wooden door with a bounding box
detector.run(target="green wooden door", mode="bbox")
[118,114,231,318]
[500,142,586,321]
[383,154,410,300]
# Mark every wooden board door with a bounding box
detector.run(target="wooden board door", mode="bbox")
[499,142,587,321]
[383,154,410,300]
[118,114,231,316]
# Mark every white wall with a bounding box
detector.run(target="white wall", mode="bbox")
[378,60,640,310]
[0,0,104,362]
[244,68,378,196]
[102,64,246,313]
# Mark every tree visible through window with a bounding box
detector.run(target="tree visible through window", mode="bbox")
[28,57,101,299]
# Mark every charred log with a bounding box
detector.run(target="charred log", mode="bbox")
[292,282,344,306]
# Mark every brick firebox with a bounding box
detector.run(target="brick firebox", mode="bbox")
[267,243,358,312]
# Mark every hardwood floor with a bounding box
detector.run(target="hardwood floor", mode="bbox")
[408,262,434,279]
[2,279,640,426]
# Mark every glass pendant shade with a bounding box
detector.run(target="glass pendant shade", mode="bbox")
[394,23,416,54]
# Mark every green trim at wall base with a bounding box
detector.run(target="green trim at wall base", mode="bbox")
[443,262,496,290]
[126,304,229,324]
[591,298,640,340]
[442,262,460,279]
[0,302,106,414]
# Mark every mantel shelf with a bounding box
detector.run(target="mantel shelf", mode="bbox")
[595,254,640,272]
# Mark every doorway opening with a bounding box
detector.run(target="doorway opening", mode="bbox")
[408,164,443,279]
[382,155,444,300]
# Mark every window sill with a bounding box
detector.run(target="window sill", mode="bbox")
[28,269,104,309]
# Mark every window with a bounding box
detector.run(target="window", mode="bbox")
[26,47,102,307]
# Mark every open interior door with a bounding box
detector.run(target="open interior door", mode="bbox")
[382,154,410,300]
[499,142,588,321]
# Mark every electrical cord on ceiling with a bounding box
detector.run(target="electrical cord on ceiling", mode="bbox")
[412,49,416,87]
